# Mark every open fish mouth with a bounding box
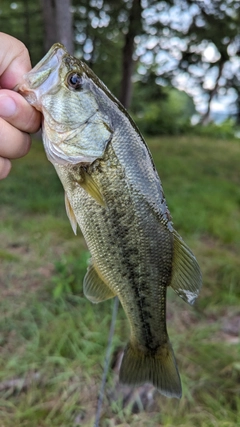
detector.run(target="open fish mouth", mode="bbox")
[15,44,67,109]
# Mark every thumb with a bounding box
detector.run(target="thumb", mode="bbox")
[0,32,32,89]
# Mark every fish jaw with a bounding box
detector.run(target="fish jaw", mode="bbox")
[16,43,67,111]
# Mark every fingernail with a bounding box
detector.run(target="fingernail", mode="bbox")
[0,96,17,118]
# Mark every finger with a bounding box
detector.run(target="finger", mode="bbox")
[0,118,31,159]
[0,90,41,133]
[0,157,12,180]
[0,33,31,89]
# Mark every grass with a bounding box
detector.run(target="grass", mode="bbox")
[0,135,240,426]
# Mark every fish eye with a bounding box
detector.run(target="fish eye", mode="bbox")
[67,73,83,90]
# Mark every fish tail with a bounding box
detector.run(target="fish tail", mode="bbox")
[119,340,182,398]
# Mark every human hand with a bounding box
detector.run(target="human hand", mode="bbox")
[0,32,41,179]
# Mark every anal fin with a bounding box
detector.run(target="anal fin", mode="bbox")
[83,261,115,303]
[65,192,77,235]
[170,230,202,305]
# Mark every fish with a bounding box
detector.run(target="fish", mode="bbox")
[17,44,202,398]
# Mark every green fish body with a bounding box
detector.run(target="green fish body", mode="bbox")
[17,44,202,398]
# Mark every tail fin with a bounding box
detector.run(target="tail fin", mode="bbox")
[119,341,182,398]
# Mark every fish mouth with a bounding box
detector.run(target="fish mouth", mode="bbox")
[15,43,68,109]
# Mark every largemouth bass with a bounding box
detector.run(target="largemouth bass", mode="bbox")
[17,44,202,398]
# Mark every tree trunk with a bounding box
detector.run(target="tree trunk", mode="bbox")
[235,91,240,125]
[201,62,224,125]
[40,0,56,51]
[55,0,74,54]
[40,0,74,54]
[23,0,31,52]
[119,0,142,109]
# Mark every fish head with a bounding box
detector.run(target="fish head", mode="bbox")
[17,44,113,165]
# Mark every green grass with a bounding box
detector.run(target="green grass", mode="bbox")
[0,136,240,426]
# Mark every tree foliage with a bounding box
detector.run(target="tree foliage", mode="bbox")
[0,0,44,65]
[144,0,240,122]
[0,0,240,130]
[131,77,195,135]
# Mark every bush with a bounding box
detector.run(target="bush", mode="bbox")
[131,85,195,136]
[191,118,238,140]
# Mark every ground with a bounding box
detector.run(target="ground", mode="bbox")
[0,135,239,426]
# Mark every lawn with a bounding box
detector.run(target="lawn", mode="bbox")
[0,135,240,426]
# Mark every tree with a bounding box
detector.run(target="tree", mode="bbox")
[157,0,240,122]
[177,0,240,123]
[73,0,144,108]
[2,0,240,122]
[131,73,195,135]
[119,0,142,109]
[0,0,44,64]
[40,0,74,54]
[73,0,124,96]
[127,0,240,122]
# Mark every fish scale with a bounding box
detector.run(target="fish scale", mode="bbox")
[17,43,202,398]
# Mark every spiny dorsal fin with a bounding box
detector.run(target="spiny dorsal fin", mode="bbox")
[65,192,77,235]
[83,260,115,303]
[77,170,106,207]
[170,230,202,305]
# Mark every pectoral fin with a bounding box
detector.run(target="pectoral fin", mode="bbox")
[65,192,77,235]
[77,170,105,207]
[170,230,202,305]
[83,261,115,303]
